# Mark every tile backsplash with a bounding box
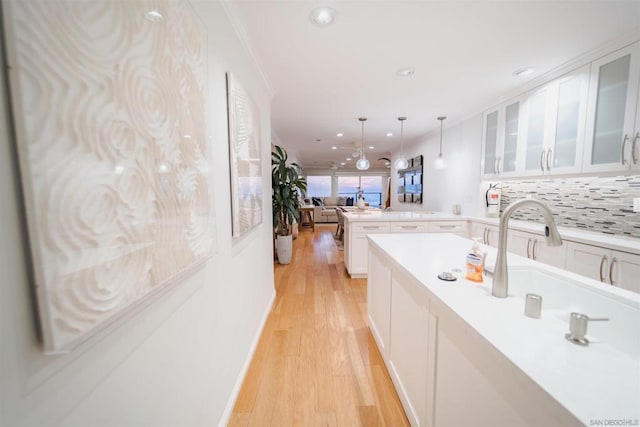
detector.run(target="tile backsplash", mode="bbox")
[499,175,640,238]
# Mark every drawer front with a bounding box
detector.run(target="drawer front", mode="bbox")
[390,222,430,233]
[428,221,467,234]
[352,222,390,233]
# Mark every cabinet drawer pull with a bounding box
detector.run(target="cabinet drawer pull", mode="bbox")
[546,149,553,172]
[438,225,457,230]
[363,226,380,230]
[599,255,609,283]
[609,257,618,286]
[401,225,418,229]
[632,132,639,164]
[532,239,538,260]
[540,149,546,172]
[621,134,629,165]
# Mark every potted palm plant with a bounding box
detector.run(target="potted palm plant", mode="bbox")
[272,145,307,264]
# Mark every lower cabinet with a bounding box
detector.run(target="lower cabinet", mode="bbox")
[345,221,390,277]
[470,222,499,247]
[508,229,567,269]
[565,241,640,293]
[368,244,581,426]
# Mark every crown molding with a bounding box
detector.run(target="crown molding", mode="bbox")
[221,0,275,99]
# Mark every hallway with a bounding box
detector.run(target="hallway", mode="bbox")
[229,225,409,426]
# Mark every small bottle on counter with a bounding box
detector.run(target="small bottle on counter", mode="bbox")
[465,239,485,283]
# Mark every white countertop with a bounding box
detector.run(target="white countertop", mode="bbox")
[343,210,467,222]
[368,233,640,424]
[473,216,640,255]
[342,209,640,255]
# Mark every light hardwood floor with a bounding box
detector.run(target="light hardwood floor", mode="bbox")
[228,224,409,426]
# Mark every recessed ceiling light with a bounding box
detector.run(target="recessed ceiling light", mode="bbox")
[341,162,346,166]
[145,10,163,22]
[396,67,415,77]
[336,133,343,137]
[368,146,374,149]
[331,146,337,150]
[386,133,393,137]
[385,162,390,166]
[310,7,335,27]
[346,157,351,161]
[513,67,535,77]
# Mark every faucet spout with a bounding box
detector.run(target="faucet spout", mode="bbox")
[492,199,562,298]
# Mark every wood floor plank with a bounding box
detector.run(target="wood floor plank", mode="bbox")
[231,226,409,426]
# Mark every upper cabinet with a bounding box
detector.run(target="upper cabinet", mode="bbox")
[480,41,640,179]
[583,42,640,173]
[481,96,525,178]
[519,65,589,176]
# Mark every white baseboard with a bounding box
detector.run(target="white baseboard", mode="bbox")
[218,289,276,426]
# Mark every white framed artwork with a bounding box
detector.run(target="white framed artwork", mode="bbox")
[3,0,214,353]
[226,72,263,238]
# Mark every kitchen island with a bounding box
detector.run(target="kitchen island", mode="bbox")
[343,210,468,278]
[367,233,640,426]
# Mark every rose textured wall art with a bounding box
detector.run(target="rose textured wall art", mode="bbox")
[3,0,213,352]
[226,72,263,238]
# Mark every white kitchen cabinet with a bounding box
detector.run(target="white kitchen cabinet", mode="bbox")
[345,221,390,278]
[565,241,640,293]
[368,249,392,359]
[481,96,525,178]
[518,66,589,176]
[583,42,640,173]
[428,221,468,237]
[388,271,430,426]
[389,221,430,233]
[470,222,499,247]
[507,229,567,269]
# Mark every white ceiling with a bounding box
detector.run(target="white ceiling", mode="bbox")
[233,0,640,170]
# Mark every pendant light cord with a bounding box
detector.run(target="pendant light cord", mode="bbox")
[437,116,446,156]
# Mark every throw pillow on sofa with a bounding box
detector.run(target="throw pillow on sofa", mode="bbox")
[346,197,354,206]
[312,197,323,206]
[337,197,346,206]
[323,196,339,206]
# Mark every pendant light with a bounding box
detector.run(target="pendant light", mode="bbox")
[356,117,370,170]
[434,116,447,170]
[393,116,409,170]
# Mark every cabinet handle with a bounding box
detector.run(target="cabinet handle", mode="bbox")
[632,132,639,165]
[546,149,553,172]
[540,149,546,172]
[532,239,538,260]
[494,158,498,174]
[609,257,617,286]
[621,134,629,165]
[526,238,532,259]
[483,228,487,245]
[485,228,491,246]
[496,156,501,174]
[599,255,609,283]
[401,225,418,229]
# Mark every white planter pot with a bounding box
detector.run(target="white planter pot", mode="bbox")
[276,235,293,264]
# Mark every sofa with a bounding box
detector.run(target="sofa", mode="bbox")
[311,196,353,223]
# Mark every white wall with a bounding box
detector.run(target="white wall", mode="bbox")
[0,2,275,426]
[391,114,484,216]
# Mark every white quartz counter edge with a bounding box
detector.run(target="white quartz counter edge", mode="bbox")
[342,210,640,255]
[472,216,640,255]
[367,233,640,424]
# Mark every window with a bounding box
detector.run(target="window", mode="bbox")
[306,175,332,197]
[338,175,384,207]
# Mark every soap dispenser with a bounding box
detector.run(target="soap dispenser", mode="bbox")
[465,238,486,283]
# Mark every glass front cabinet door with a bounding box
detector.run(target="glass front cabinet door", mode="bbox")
[480,96,524,178]
[583,42,640,173]
[518,65,589,176]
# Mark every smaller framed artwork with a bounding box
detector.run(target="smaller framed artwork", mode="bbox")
[226,72,264,238]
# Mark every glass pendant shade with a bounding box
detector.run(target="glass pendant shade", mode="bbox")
[434,153,446,170]
[356,156,370,170]
[356,117,370,170]
[394,116,408,171]
[394,155,409,170]
[434,116,447,170]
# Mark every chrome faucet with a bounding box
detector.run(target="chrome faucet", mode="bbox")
[492,199,563,298]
